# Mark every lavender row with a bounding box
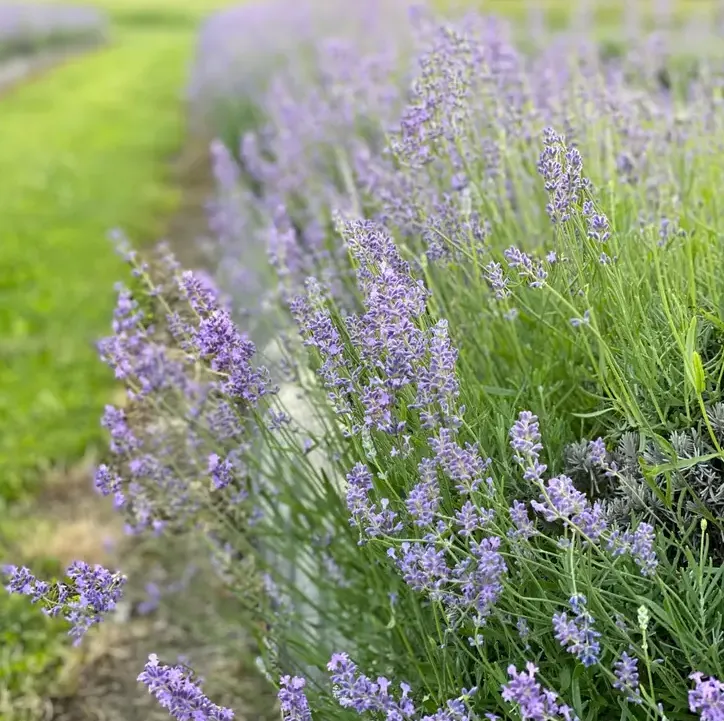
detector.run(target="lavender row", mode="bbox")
[7,1,724,721]
[0,4,107,60]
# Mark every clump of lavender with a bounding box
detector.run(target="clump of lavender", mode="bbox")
[510,411,658,575]
[328,652,416,718]
[138,654,235,721]
[3,562,126,645]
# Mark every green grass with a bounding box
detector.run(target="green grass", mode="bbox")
[0,31,192,500]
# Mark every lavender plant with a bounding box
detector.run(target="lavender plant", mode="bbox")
[8,3,724,721]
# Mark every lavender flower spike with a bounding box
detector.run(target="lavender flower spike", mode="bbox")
[138,654,234,720]
[502,663,579,721]
[689,672,724,721]
[279,676,312,721]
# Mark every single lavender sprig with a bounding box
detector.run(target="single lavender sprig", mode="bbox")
[613,651,642,704]
[552,594,601,667]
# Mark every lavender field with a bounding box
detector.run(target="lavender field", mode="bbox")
[5,0,724,720]
[0,4,106,60]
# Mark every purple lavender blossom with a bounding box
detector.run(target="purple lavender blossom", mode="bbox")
[392,542,450,594]
[345,463,402,539]
[508,500,536,541]
[179,270,271,405]
[689,672,724,721]
[406,463,442,526]
[327,652,416,719]
[537,127,589,225]
[207,453,235,490]
[587,438,607,467]
[613,651,642,704]
[484,261,510,300]
[509,411,548,483]
[415,320,460,422]
[455,501,494,537]
[94,463,125,508]
[607,523,658,576]
[138,654,234,720]
[552,594,601,667]
[4,562,126,645]
[431,428,491,495]
[279,676,312,721]
[502,663,579,721]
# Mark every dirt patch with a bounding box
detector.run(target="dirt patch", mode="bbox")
[163,136,217,268]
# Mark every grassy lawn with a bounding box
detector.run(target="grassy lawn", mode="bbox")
[0,30,193,500]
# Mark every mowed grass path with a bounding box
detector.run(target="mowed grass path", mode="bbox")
[0,31,190,499]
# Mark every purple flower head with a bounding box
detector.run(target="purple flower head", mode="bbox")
[345,463,402,539]
[406,465,442,527]
[179,270,271,406]
[484,261,510,300]
[613,651,642,704]
[431,428,491,495]
[4,562,126,645]
[552,594,601,667]
[509,412,547,482]
[455,501,494,537]
[138,654,235,720]
[502,663,579,721]
[508,500,536,541]
[531,475,587,522]
[327,652,416,719]
[207,453,235,491]
[537,127,591,226]
[279,676,312,721]
[689,672,724,721]
[607,522,658,576]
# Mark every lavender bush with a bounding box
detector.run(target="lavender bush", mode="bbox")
[9,2,724,720]
[0,4,107,61]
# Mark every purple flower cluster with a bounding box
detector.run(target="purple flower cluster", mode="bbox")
[509,411,547,483]
[607,523,658,577]
[502,663,579,721]
[406,459,442,527]
[180,271,271,405]
[345,463,402,539]
[138,654,234,720]
[537,127,590,225]
[389,533,506,625]
[504,247,548,289]
[613,651,642,704]
[552,594,601,667]
[327,652,416,719]
[510,411,658,573]
[430,427,492,495]
[279,676,312,721]
[689,672,724,721]
[3,561,126,645]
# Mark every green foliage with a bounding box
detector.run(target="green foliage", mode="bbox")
[0,29,190,501]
